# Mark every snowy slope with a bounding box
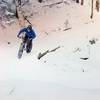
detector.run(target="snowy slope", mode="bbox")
[0,0,100,99]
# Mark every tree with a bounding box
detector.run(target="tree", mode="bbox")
[15,9,19,18]
[76,0,79,3]
[38,0,43,3]
[76,0,84,5]
[96,0,100,12]
[15,0,20,19]
[90,0,94,19]
[18,0,21,5]
[81,0,84,5]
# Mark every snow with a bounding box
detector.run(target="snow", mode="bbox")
[0,0,100,99]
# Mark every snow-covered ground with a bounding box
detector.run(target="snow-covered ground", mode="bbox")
[1,0,100,99]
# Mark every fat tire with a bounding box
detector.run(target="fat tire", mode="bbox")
[18,43,24,59]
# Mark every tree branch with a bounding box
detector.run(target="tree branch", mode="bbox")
[43,1,63,8]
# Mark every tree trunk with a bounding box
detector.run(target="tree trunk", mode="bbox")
[18,0,21,5]
[76,0,79,3]
[81,0,84,5]
[38,0,43,3]
[15,0,19,19]
[15,9,19,19]
[15,0,25,27]
[90,0,94,19]
[96,0,99,12]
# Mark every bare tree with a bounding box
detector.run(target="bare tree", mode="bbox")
[81,0,84,5]
[90,0,94,18]
[76,0,84,5]
[38,0,43,3]
[76,0,79,3]
[15,0,20,19]
[96,0,100,12]
[18,0,21,5]
[15,9,19,18]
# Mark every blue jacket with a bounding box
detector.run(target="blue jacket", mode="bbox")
[18,27,36,39]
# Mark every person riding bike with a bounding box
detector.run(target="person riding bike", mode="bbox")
[17,25,36,53]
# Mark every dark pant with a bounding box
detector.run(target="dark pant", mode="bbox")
[23,35,32,53]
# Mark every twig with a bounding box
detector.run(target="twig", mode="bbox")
[23,15,33,26]
[80,57,89,60]
[63,27,72,31]
[21,0,29,7]
[38,50,49,60]
[43,1,63,8]
[49,46,60,52]
[37,46,61,60]
[9,87,15,95]
[0,23,6,29]
[73,47,81,53]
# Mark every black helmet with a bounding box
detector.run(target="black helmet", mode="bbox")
[27,25,32,31]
